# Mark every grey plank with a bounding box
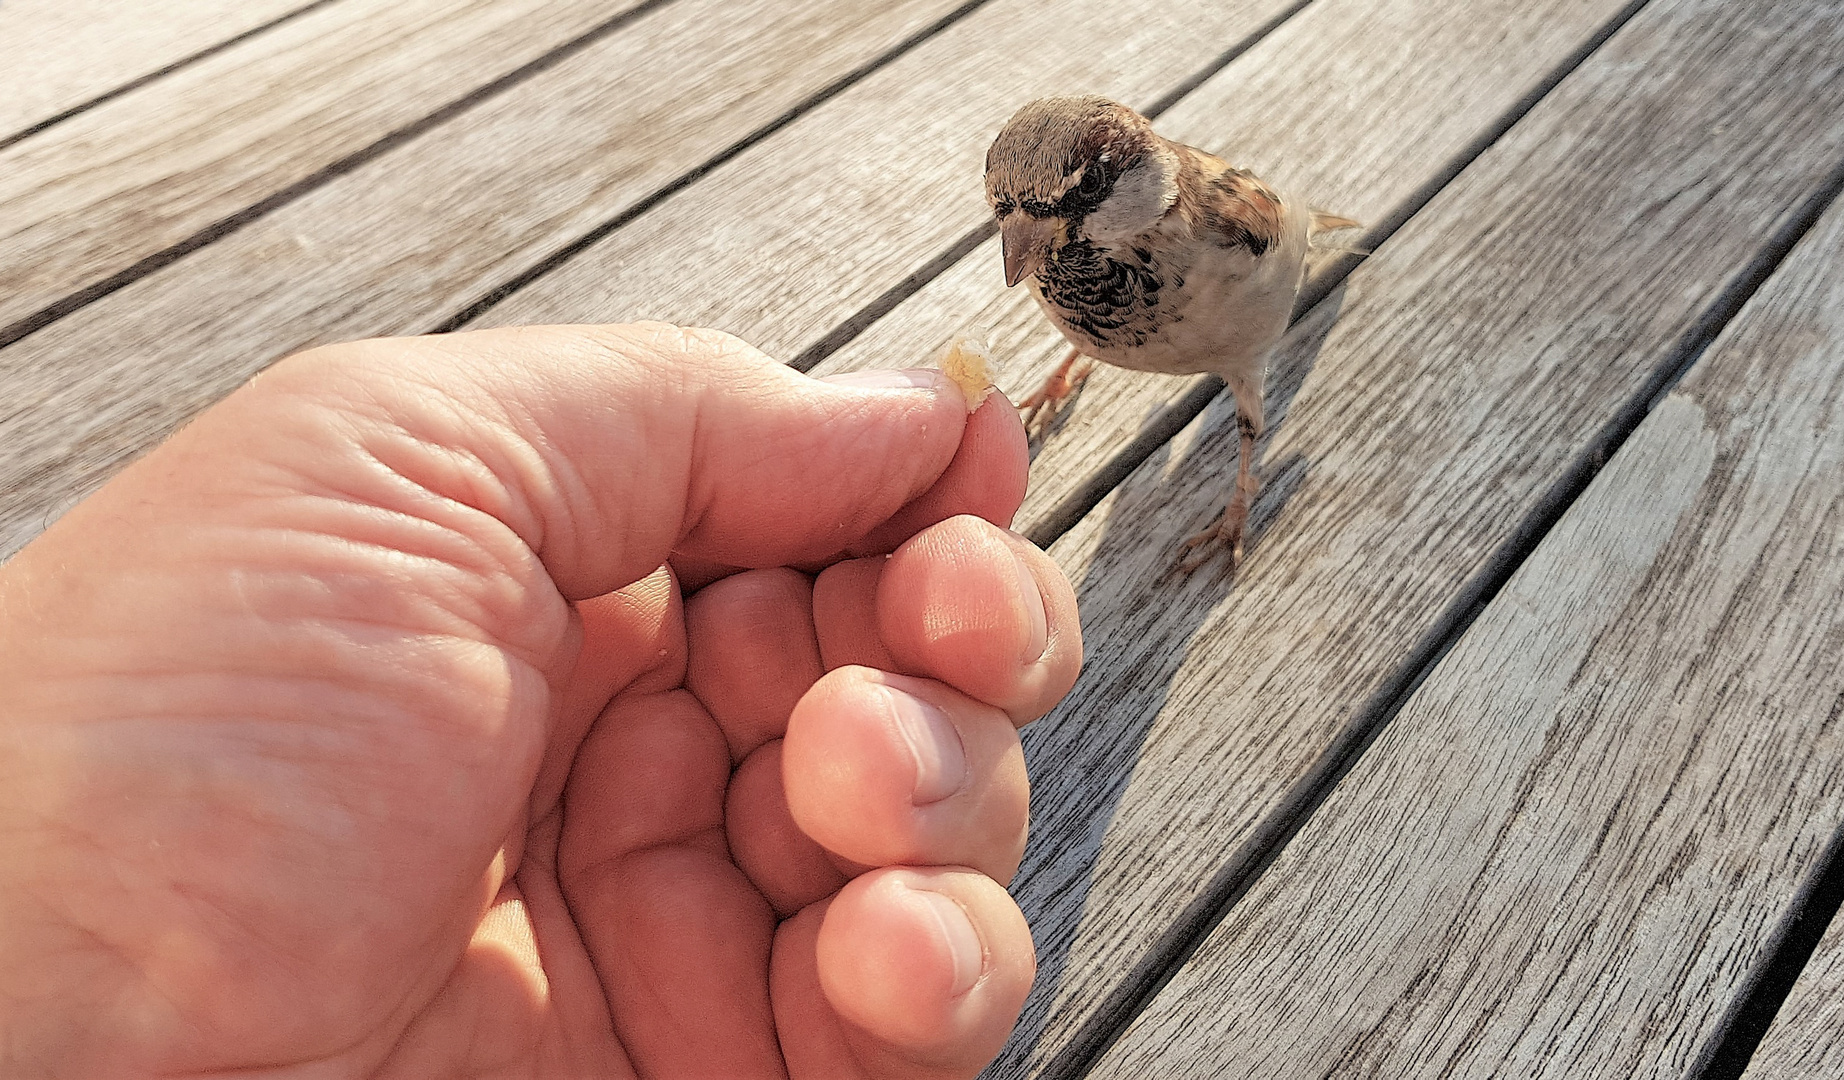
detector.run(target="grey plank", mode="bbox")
[0,0,658,334]
[1095,142,1844,1080]
[1745,908,1844,1077]
[0,0,974,557]
[0,0,318,137]
[971,0,1844,1073]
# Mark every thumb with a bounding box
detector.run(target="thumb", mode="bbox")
[255,322,1002,599]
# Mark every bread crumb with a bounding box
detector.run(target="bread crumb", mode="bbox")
[936,336,996,413]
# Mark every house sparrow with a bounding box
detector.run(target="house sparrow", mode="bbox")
[984,95,1359,571]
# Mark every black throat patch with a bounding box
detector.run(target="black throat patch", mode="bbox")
[1035,240,1173,349]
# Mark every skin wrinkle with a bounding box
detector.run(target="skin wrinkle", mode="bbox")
[286,351,559,593]
[55,602,534,750]
[236,528,553,677]
[225,426,569,676]
[354,417,544,569]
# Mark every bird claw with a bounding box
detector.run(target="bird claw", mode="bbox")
[1175,504,1249,574]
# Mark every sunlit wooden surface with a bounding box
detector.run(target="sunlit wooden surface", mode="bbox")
[4,1,1842,1075]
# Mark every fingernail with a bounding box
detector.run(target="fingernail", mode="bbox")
[1012,549,1049,664]
[822,368,949,392]
[910,886,985,997]
[883,683,966,805]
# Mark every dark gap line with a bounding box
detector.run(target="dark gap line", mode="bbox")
[1037,126,1844,1080]
[1693,819,1844,1077]
[0,0,685,353]
[784,0,1320,374]
[1024,0,1653,547]
[0,0,350,155]
[436,0,996,333]
[1137,0,1318,122]
[789,221,996,372]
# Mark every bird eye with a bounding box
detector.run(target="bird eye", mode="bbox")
[1077,165,1107,200]
[993,198,1015,219]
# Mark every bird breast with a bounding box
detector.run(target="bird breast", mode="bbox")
[1029,197,1312,379]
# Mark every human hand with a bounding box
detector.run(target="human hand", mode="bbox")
[0,324,1081,1078]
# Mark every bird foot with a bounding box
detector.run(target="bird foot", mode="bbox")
[1175,504,1248,574]
[1018,354,1094,437]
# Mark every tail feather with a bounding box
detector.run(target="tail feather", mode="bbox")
[1307,209,1369,256]
[1307,210,1363,236]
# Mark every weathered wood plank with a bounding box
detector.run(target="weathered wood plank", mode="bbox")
[970,0,1844,1073]
[1743,906,1844,1077]
[0,0,973,557]
[0,0,316,138]
[471,0,1313,350]
[1094,151,1844,1080]
[0,0,658,335]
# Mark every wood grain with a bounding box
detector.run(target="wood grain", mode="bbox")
[1094,150,1844,1080]
[0,0,971,558]
[1743,906,1844,1077]
[0,0,315,137]
[967,0,1844,1073]
[0,0,654,333]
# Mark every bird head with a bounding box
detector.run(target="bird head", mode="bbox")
[983,96,1180,287]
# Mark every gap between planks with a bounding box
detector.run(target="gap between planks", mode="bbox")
[1698,815,1844,1077]
[0,0,337,149]
[432,0,1003,333]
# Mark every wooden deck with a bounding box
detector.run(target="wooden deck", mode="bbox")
[4,0,1842,1075]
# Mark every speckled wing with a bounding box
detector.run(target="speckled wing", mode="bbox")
[1170,143,1287,256]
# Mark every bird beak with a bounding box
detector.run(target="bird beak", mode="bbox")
[1000,214,1061,287]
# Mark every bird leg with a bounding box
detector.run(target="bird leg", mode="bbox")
[1017,346,1094,434]
[1177,403,1263,573]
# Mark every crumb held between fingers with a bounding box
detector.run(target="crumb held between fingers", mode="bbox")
[936,337,997,413]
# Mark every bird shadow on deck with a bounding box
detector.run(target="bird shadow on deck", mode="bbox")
[996,285,1346,1074]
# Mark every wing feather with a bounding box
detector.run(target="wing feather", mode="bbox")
[1171,143,1285,256]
